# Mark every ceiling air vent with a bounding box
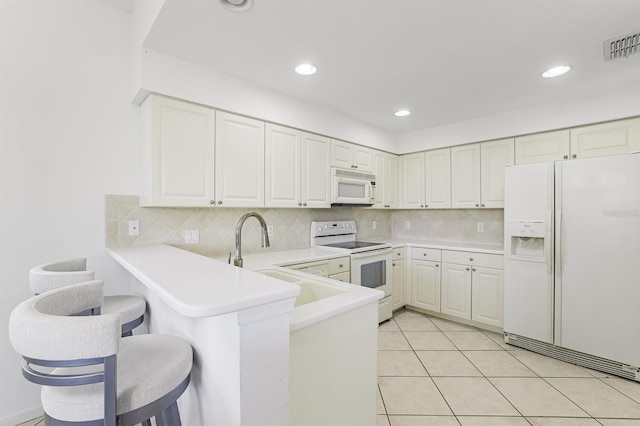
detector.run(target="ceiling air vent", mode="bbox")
[603,32,640,61]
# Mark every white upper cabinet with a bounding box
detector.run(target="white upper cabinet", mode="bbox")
[301,133,332,208]
[515,117,640,164]
[425,148,451,209]
[515,130,570,164]
[451,139,513,208]
[140,95,215,207]
[215,111,265,207]
[331,139,373,171]
[265,123,301,208]
[451,143,481,208]
[372,150,400,208]
[265,125,331,208]
[480,138,514,208]
[402,152,425,209]
[570,117,640,159]
[402,149,451,209]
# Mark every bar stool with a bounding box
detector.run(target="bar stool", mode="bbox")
[29,258,146,336]
[9,280,193,426]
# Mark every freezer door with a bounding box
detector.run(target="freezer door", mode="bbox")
[555,154,640,366]
[504,162,555,343]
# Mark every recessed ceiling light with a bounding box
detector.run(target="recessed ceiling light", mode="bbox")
[541,65,573,78]
[394,110,411,117]
[294,64,317,76]
[220,0,252,12]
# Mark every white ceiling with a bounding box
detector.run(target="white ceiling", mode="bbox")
[144,0,640,135]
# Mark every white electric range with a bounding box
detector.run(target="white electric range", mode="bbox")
[310,220,393,322]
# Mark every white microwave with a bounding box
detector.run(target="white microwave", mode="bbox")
[331,168,376,206]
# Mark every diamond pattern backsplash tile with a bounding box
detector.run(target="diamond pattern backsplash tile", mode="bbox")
[105,195,503,258]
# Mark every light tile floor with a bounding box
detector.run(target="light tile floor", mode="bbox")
[19,309,640,426]
[378,309,640,426]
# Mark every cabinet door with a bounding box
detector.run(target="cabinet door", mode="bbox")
[410,260,441,312]
[352,145,373,171]
[215,112,265,207]
[440,263,472,320]
[302,133,331,208]
[570,117,640,159]
[330,139,354,169]
[480,138,514,208]
[392,259,405,310]
[265,124,301,208]
[140,95,215,207]
[402,153,425,208]
[372,151,387,208]
[451,144,481,208]
[424,148,451,208]
[515,130,570,164]
[386,154,400,208]
[471,266,504,328]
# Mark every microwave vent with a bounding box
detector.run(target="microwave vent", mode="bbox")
[603,32,640,61]
[333,168,376,181]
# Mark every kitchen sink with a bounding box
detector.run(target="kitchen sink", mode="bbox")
[255,268,347,306]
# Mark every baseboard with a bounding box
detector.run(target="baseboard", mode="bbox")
[0,406,43,426]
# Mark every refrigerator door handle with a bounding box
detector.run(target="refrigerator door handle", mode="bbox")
[546,209,553,275]
[555,208,562,276]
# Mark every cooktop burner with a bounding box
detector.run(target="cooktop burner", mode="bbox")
[324,241,387,250]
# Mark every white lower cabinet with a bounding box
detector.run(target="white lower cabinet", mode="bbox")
[391,248,405,310]
[441,250,504,328]
[440,262,472,320]
[409,248,441,312]
[403,247,504,329]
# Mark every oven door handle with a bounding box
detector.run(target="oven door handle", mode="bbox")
[350,247,392,259]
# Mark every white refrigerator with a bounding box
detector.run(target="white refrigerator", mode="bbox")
[504,154,640,375]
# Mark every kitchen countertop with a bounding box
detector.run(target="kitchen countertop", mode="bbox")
[107,244,302,318]
[375,238,504,255]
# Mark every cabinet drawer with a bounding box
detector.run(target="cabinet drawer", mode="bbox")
[393,247,405,260]
[411,247,441,261]
[329,271,350,283]
[329,256,350,275]
[287,260,330,277]
[441,250,503,269]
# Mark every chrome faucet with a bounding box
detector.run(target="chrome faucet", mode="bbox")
[234,212,270,268]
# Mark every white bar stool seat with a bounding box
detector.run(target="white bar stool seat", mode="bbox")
[29,258,146,336]
[9,280,193,426]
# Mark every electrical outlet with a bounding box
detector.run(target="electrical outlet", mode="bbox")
[267,225,274,237]
[405,221,411,230]
[128,220,139,236]
[185,230,199,244]
[477,222,484,232]
[372,221,377,230]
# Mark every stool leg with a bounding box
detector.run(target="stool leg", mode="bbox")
[142,420,152,426]
[156,402,181,426]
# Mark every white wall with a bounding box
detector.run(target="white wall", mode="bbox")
[136,49,399,153]
[0,2,139,423]
[398,83,640,153]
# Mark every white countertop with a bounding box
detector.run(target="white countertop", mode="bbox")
[377,238,504,254]
[108,244,301,318]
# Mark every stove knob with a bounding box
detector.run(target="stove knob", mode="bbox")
[324,225,328,229]
[317,227,322,232]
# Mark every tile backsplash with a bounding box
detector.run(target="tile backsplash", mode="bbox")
[106,195,503,258]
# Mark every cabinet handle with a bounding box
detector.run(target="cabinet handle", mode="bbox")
[354,165,358,169]
[466,267,470,271]
[218,200,222,205]
[423,253,427,256]
[339,264,343,268]
[563,155,569,159]
[572,154,577,159]
[436,264,439,267]
[475,204,479,207]
[425,205,428,208]
[469,257,473,261]
[472,268,476,272]
[392,263,396,266]
[210,200,215,205]
[303,203,307,206]
[298,203,302,206]
[481,204,485,207]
